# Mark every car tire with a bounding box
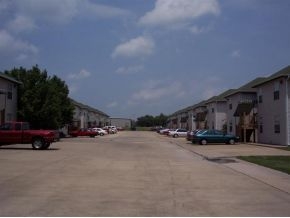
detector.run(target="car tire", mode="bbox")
[32,137,45,150]
[200,139,207,145]
[100,133,104,136]
[43,142,51,149]
[173,134,178,138]
[228,139,235,145]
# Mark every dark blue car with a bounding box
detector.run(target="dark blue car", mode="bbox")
[192,129,239,145]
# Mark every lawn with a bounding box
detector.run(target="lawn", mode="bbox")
[238,156,290,175]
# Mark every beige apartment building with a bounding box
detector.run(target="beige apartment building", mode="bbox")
[0,73,22,124]
[167,65,290,146]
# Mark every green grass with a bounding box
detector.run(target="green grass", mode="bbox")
[238,156,290,175]
[278,146,290,151]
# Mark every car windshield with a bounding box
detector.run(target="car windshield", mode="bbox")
[196,129,206,134]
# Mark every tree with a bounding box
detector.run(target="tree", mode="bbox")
[136,113,168,127]
[4,65,74,129]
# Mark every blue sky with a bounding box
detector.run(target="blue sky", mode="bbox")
[1,0,290,118]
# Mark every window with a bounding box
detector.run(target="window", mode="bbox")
[0,123,12,130]
[274,116,280,134]
[229,104,232,110]
[274,81,280,100]
[15,123,22,130]
[274,91,280,100]
[229,121,233,132]
[212,108,214,113]
[274,123,280,133]
[258,95,263,103]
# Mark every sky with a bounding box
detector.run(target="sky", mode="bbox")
[1,0,290,119]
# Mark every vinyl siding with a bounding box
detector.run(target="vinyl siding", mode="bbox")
[257,78,287,145]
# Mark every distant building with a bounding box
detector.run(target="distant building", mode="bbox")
[205,89,235,131]
[70,99,109,130]
[109,118,132,129]
[0,73,22,124]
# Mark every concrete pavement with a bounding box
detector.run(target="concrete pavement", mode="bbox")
[166,136,290,195]
[0,131,290,216]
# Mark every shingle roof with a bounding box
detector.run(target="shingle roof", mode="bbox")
[225,77,266,98]
[253,65,290,87]
[205,89,236,104]
[70,98,109,117]
[0,73,22,85]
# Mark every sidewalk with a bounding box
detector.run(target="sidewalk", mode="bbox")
[170,138,290,195]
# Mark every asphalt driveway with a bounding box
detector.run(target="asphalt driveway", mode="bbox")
[0,131,290,216]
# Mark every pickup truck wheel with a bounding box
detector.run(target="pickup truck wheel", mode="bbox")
[32,138,45,150]
[43,142,51,149]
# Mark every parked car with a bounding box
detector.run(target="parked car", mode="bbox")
[69,128,98,137]
[186,129,204,141]
[103,126,118,134]
[168,129,188,138]
[159,128,172,135]
[192,129,239,145]
[92,128,108,136]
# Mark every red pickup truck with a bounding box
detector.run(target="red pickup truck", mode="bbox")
[0,122,56,150]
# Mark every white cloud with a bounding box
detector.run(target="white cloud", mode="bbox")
[189,25,211,34]
[112,36,155,58]
[81,1,130,19]
[129,80,185,104]
[107,101,118,108]
[68,69,91,80]
[13,0,79,24]
[0,30,38,60]
[4,0,129,27]
[231,50,241,58]
[0,1,10,12]
[139,0,220,27]
[115,65,144,75]
[6,15,36,33]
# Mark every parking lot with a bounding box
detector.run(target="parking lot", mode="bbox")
[1,131,290,216]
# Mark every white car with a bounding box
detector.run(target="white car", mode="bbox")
[92,128,108,136]
[168,129,188,138]
[103,126,118,134]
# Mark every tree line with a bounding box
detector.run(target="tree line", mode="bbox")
[136,114,168,127]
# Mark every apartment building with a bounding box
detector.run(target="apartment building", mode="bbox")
[205,89,235,131]
[253,66,290,146]
[70,99,109,130]
[0,73,22,124]
[167,65,290,146]
[225,77,265,142]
